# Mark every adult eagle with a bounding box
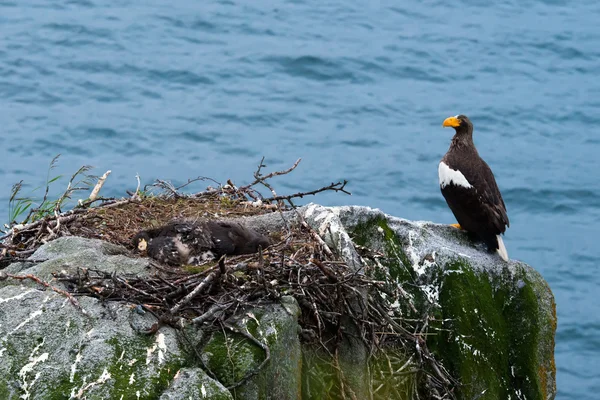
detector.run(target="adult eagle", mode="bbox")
[440,115,510,261]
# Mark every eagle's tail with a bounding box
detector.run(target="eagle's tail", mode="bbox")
[496,235,509,262]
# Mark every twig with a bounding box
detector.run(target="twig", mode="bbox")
[175,176,221,191]
[149,179,181,198]
[88,170,112,203]
[311,258,338,283]
[5,273,87,314]
[113,275,163,304]
[192,302,232,325]
[263,180,351,202]
[169,271,220,315]
[54,165,94,215]
[239,157,302,191]
[8,198,133,240]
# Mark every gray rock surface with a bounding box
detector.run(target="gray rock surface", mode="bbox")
[6,236,149,280]
[159,368,233,400]
[0,204,556,400]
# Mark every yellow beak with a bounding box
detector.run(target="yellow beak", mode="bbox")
[137,238,148,252]
[442,116,461,128]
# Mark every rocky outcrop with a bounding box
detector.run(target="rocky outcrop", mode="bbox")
[0,204,556,399]
[329,205,556,400]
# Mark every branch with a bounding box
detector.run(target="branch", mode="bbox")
[310,258,338,283]
[169,270,220,315]
[263,180,351,202]
[148,179,181,198]
[4,272,87,314]
[175,176,221,191]
[191,302,232,325]
[239,157,302,191]
[87,170,112,203]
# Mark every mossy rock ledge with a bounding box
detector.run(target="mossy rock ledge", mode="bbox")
[0,204,556,399]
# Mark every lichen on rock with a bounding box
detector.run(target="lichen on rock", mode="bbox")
[332,205,557,399]
[0,199,556,399]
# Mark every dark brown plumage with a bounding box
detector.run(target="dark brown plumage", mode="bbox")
[440,115,510,261]
[132,220,272,266]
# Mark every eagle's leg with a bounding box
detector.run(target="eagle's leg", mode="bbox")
[450,223,462,229]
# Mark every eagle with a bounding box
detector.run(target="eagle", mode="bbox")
[132,220,272,266]
[440,115,510,261]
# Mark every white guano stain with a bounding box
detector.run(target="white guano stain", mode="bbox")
[146,333,167,365]
[421,284,439,305]
[0,288,35,304]
[201,383,207,397]
[438,162,473,189]
[69,352,82,383]
[306,206,356,262]
[19,339,49,400]
[405,231,421,273]
[11,310,43,336]
[414,251,436,276]
[72,369,111,399]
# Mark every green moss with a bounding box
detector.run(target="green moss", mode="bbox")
[202,327,265,393]
[350,216,412,283]
[300,345,416,400]
[0,380,11,400]
[429,260,544,399]
[368,346,419,400]
[201,304,303,400]
[182,263,215,274]
[105,336,184,399]
[301,347,344,400]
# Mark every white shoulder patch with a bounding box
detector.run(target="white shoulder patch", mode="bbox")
[438,162,473,189]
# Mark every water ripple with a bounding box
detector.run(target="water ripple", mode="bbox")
[1,1,599,397]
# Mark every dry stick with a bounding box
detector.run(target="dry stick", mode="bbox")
[169,270,220,315]
[310,258,338,283]
[5,273,86,314]
[87,170,112,203]
[132,173,142,200]
[218,255,227,275]
[151,179,181,198]
[287,199,334,257]
[8,198,133,241]
[113,276,162,304]
[53,165,93,215]
[263,180,351,203]
[191,302,232,325]
[175,176,221,191]
[238,157,302,191]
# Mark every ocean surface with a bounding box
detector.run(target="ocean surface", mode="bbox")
[1,0,598,398]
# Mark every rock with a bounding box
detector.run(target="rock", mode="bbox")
[6,237,149,280]
[0,204,556,399]
[0,285,186,399]
[159,368,233,400]
[331,205,556,400]
[244,204,556,399]
[196,296,302,400]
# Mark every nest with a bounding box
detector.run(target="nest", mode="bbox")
[0,158,456,399]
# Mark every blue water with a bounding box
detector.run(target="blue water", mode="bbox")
[1,0,599,397]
